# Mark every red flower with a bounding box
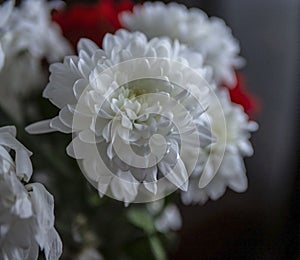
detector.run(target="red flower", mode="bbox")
[53,0,133,49]
[225,72,260,118]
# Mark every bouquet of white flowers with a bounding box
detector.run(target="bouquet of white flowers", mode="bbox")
[0,1,258,259]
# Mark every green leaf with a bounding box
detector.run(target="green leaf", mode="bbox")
[126,208,156,235]
[149,235,167,260]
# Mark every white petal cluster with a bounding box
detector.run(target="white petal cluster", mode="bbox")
[27,29,214,204]
[0,126,62,260]
[181,90,258,204]
[147,201,182,233]
[120,2,244,85]
[0,0,71,121]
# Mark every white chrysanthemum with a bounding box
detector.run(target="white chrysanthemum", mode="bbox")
[27,29,214,204]
[120,2,244,85]
[0,0,72,121]
[0,0,70,62]
[181,89,258,204]
[0,126,62,260]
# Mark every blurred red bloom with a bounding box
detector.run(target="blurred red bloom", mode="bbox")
[53,0,133,49]
[226,72,260,118]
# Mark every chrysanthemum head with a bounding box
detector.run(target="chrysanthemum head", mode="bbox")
[27,29,225,204]
[70,58,215,204]
[181,89,258,205]
[0,126,62,260]
[120,2,244,85]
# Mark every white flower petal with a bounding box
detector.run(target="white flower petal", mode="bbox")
[160,158,188,191]
[110,173,139,204]
[27,183,62,260]
[0,44,5,71]
[27,183,55,231]
[78,38,99,57]
[15,148,33,182]
[50,116,72,133]
[42,228,63,260]
[0,0,14,27]
[0,126,16,136]
[26,119,55,134]
[155,204,182,233]
[0,132,32,181]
